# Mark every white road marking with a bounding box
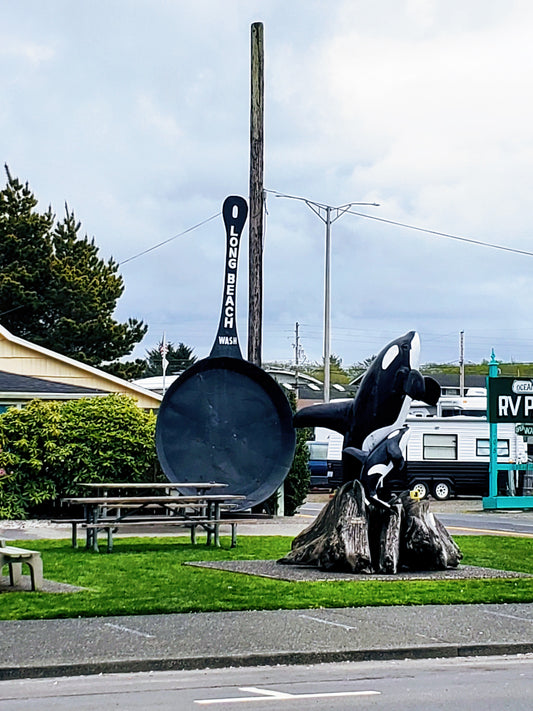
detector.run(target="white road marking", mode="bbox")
[240,687,293,698]
[194,686,380,704]
[298,613,358,630]
[103,622,155,638]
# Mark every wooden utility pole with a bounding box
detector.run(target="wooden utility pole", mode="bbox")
[248,21,264,367]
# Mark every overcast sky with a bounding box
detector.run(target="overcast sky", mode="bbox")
[3,0,533,370]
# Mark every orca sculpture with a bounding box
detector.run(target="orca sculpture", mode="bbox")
[343,425,410,506]
[294,331,440,485]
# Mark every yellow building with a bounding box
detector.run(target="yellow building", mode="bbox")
[0,325,161,410]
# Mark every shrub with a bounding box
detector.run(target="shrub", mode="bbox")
[282,390,311,516]
[0,395,160,519]
[259,390,311,517]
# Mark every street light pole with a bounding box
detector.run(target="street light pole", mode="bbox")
[271,191,378,402]
[324,206,332,402]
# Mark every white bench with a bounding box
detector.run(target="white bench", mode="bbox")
[0,539,43,591]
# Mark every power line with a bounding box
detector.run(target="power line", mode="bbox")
[345,208,533,258]
[118,212,220,266]
[267,188,533,258]
[118,189,533,270]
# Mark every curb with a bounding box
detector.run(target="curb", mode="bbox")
[2,642,533,680]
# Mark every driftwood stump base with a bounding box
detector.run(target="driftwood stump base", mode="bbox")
[279,480,462,574]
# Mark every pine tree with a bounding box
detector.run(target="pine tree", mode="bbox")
[143,341,197,376]
[0,166,147,371]
[0,167,54,341]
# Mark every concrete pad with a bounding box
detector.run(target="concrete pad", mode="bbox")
[186,560,532,582]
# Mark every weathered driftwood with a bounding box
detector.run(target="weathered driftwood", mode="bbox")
[279,480,462,574]
[397,491,462,571]
[279,480,372,573]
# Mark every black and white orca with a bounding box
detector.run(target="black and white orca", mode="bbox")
[343,425,410,505]
[294,331,440,481]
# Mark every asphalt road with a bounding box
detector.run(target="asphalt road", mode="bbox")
[1,655,531,710]
[301,496,533,537]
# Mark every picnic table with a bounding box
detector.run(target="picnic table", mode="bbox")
[59,482,248,552]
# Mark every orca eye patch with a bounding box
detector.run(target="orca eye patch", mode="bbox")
[381,344,399,369]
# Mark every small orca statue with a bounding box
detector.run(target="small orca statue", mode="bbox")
[294,331,440,483]
[343,425,410,507]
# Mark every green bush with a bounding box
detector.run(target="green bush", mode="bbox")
[283,390,312,516]
[0,395,159,518]
[259,390,311,517]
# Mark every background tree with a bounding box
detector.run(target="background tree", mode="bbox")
[0,167,147,376]
[303,354,350,385]
[283,389,312,516]
[143,341,197,376]
[259,390,311,516]
[346,355,377,381]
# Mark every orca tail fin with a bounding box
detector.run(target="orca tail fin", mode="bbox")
[293,400,352,435]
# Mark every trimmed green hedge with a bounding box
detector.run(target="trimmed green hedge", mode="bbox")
[0,395,159,518]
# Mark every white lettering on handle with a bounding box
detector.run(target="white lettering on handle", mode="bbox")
[222,229,240,331]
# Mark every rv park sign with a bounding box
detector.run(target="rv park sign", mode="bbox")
[487,377,533,423]
[484,361,533,510]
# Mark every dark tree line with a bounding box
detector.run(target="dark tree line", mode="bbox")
[0,166,147,379]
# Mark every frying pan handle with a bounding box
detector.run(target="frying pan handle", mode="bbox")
[209,196,249,358]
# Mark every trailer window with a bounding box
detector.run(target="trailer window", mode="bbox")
[307,442,328,460]
[476,439,510,457]
[423,434,457,460]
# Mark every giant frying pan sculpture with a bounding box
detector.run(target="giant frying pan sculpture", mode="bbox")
[156,196,296,510]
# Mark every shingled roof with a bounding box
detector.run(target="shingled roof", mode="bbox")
[0,370,106,397]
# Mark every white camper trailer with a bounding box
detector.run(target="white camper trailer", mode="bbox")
[307,416,527,499]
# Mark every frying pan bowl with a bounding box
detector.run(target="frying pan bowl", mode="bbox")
[156,357,296,510]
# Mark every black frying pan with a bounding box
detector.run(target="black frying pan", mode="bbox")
[155,196,296,510]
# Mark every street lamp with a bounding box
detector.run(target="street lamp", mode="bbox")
[271,191,379,402]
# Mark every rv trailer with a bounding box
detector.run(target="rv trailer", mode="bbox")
[307,416,527,499]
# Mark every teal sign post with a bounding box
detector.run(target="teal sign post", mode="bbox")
[484,351,533,510]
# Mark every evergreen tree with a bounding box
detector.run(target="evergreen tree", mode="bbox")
[143,341,197,376]
[283,389,312,516]
[0,168,54,341]
[0,166,147,371]
[304,354,350,384]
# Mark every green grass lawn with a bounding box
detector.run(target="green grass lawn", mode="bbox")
[1,535,532,620]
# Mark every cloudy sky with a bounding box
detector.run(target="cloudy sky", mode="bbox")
[3,0,533,370]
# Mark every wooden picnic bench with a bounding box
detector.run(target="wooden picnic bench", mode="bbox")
[79,517,255,552]
[59,483,249,552]
[52,513,257,551]
[0,538,43,591]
